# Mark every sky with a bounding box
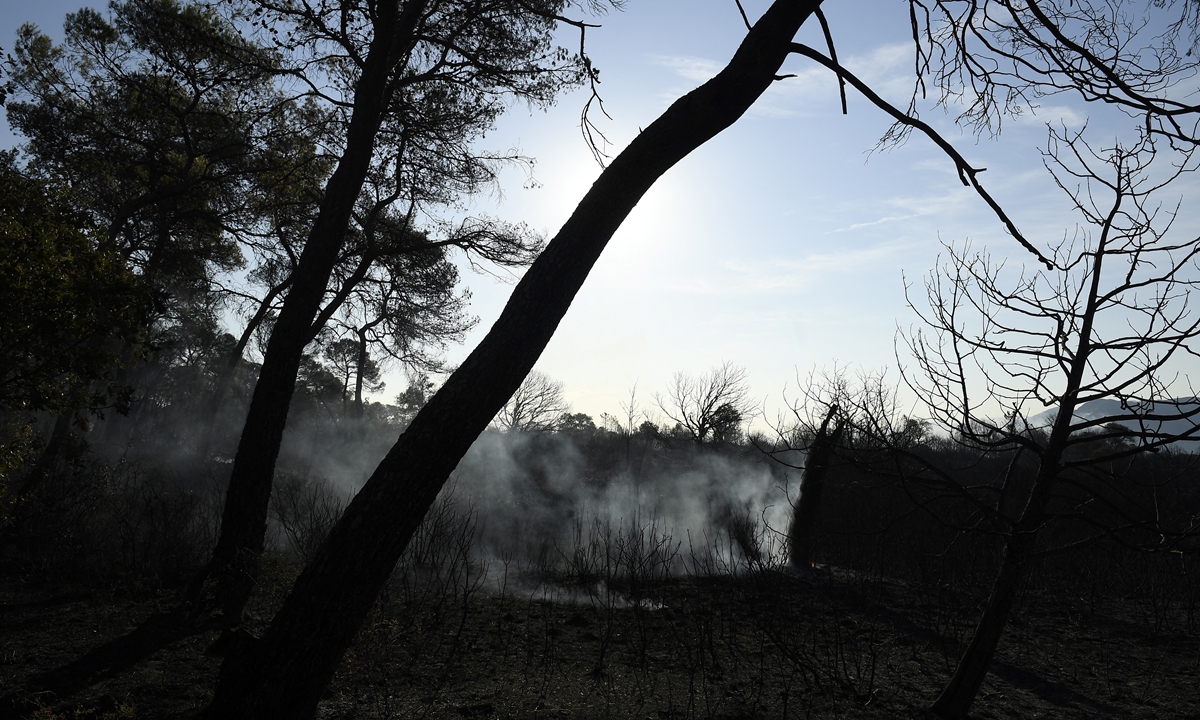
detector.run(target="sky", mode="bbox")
[5,0,1196,431]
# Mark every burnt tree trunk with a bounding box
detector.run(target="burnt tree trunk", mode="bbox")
[788,404,842,569]
[929,458,1058,719]
[204,3,823,717]
[353,329,367,419]
[186,0,427,622]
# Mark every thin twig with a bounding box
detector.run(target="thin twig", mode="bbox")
[814,8,846,115]
[734,0,752,31]
[791,42,1054,270]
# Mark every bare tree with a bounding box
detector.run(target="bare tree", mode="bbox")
[906,0,1200,147]
[656,361,755,445]
[901,128,1200,718]
[493,370,568,432]
[611,382,653,477]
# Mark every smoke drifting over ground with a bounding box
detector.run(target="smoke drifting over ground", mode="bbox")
[77,390,800,595]
[444,430,794,582]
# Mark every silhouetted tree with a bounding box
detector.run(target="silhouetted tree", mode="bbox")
[494,370,569,433]
[901,129,1200,718]
[193,0,583,622]
[786,404,844,569]
[656,361,754,446]
[321,226,477,415]
[392,372,435,428]
[4,0,337,462]
[6,0,314,351]
[320,338,382,414]
[294,354,343,414]
[557,412,597,436]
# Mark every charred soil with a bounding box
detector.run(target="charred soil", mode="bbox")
[2,559,1197,719]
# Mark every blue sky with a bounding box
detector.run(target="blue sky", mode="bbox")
[457,0,1101,426]
[5,0,1193,430]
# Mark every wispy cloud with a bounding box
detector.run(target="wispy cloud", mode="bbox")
[844,44,912,84]
[828,213,919,234]
[649,43,917,119]
[660,240,916,296]
[650,54,722,83]
[759,42,915,117]
[1010,103,1087,128]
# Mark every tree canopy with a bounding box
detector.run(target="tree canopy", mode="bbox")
[0,156,147,418]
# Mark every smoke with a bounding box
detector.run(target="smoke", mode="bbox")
[82,386,799,591]
[446,430,794,579]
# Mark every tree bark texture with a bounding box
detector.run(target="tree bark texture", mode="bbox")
[788,405,842,569]
[204,2,823,717]
[189,0,427,621]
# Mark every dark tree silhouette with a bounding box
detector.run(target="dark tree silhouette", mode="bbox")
[786,404,844,569]
[321,337,382,414]
[4,0,322,462]
[656,361,754,445]
[203,3,825,716]
[6,0,312,351]
[900,129,1200,719]
[191,0,580,622]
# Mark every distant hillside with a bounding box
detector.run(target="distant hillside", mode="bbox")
[1032,398,1200,449]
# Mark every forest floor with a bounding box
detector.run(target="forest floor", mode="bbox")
[1,557,1197,720]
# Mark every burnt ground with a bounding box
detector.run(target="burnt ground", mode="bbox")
[1,559,1197,720]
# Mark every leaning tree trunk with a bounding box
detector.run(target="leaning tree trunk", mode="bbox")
[788,405,843,569]
[931,397,1085,718]
[929,460,1058,718]
[185,0,427,623]
[204,3,823,717]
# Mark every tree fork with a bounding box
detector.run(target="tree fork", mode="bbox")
[205,2,823,717]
